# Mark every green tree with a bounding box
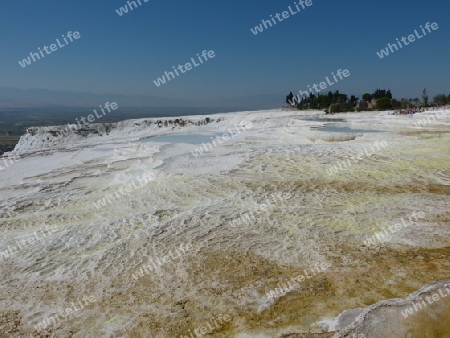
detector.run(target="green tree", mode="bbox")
[433,94,447,105]
[447,94,450,103]
[376,97,392,110]
[338,94,348,103]
[333,90,340,104]
[371,89,392,100]
[363,93,372,101]
[349,95,359,105]
[318,94,331,108]
[327,91,333,103]
[413,98,420,105]
[373,89,387,99]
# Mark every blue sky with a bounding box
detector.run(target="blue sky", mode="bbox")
[1,0,449,104]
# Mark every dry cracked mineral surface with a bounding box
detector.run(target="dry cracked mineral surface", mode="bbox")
[0,109,449,337]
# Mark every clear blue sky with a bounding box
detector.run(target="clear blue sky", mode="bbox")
[1,0,449,102]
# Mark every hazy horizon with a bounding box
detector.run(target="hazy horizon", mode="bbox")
[0,85,447,111]
[2,0,448,106]
[0,85,286,110]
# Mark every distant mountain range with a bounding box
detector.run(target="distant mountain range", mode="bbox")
[0,86,284,110]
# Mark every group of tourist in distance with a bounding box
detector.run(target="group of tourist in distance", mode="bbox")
[391,104,450,115]
[390,107,425,115]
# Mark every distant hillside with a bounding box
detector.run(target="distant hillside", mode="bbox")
[203,94,283,110]
[0,87,284,110]
[0,87,193,108]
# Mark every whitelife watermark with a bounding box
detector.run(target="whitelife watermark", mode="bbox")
[0,224,60,261]
[180,313,232,338]
[288,69,350,106]
[116,0,150,16]
[153,50,216,87]
[363,211,425,246]
[414,110,448,128]
[401,283,450,318]
[263,262,331,302]
[58,102,119,138]
[18,31,81,68]
[0,154,20,171]
[190,120,252,157]
[131,243,195,281]
[377,22,439,59]
[34,295,96,332]
[228,192,292,229]
[326,140,388,176]
[93,172,153,209]
[250,0,313,35]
